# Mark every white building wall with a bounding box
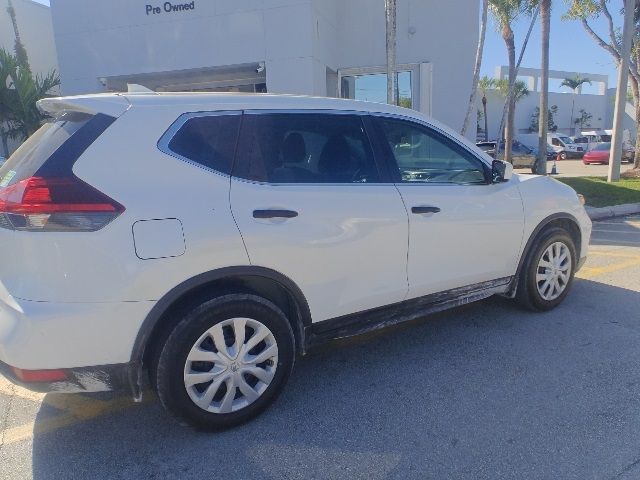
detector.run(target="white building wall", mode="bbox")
[50,0,478,132]
[334,0,478,132]
[480,89,613,140]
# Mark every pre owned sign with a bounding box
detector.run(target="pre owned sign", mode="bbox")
[146,1,195,15]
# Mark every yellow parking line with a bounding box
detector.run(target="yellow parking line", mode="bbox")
[43,393,111,418]
[0,377,45,403]
[578,256,640,280]
[2,392,155,445]
[3,414,79,445]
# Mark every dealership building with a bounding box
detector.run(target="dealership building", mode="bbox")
[48,0,480,135]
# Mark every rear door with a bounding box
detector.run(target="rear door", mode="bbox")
[229,111,409,323]
[372,115,525,300]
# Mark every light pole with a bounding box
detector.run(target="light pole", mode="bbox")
[608,0,635,182]
[385,0,397,106]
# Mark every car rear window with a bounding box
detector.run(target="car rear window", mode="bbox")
[0,112,94,188]
[163,113,241,175]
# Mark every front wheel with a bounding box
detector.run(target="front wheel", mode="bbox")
[154,294,295,429]
[559,152,568,160]
[516,228,577,312]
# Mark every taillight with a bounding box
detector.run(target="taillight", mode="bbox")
[0,176,124,232]
[11,367,68,383]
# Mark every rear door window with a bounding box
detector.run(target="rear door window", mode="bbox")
[233,113,380,184]
[162,113,241,175]
[0,112,93,188]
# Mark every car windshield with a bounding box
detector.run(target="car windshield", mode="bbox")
[558,136,574,144]
[593,142,611,151]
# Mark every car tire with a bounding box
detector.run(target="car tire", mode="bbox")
[516,228,577,312]
[560,152,567,160]
[154,293,295,430]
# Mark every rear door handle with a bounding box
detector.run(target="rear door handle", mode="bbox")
[411,206,441,215]
[253,209,298,219]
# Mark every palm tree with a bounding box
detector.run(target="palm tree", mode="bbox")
[566,0,640,170]
[537,0,551,175]
[0,48,60,143]
[489,0,529,162]
[496,79,530,105]
[6,0,30,73]
[462,0,490,137]
[560,74,591,135]
[385,0,397,105]
[496,79,530,154]
[478,76,495,141]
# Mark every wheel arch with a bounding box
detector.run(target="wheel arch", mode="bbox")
[128,266,312,397]
[507,212,582,297]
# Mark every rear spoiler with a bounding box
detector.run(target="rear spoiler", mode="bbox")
[37,94,131,118]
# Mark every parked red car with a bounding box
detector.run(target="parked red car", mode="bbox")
[583,142,634,165]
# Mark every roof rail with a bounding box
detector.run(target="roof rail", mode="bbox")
[127,84,157,94]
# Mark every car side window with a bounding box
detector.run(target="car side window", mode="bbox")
[233,113,380,184]
[164,114,241,175]
[377,118,487,184]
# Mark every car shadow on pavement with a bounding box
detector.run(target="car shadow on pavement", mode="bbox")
[31,279,640,480]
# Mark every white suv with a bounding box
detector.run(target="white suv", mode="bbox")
[0,93,591,429]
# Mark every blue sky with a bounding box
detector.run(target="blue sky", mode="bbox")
[32,0,621,92]
[481,5,621,94]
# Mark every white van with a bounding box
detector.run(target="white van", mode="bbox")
[574,130,612,152]
[516,133,584,159]
[548,134,584,159]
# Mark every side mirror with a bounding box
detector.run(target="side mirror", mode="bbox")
[492,160,513,183]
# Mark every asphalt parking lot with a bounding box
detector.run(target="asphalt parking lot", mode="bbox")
[1,215,640,480]
[545,158,635,177]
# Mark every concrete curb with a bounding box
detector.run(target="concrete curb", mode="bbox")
[586,203,640,221]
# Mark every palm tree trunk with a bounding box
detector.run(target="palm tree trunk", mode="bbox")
[385,0,397,106]
[633,62,640,169]
[494,5,538,161]
[6,0,30,72]
[0,127,8,157]
[537,0,551,175]
[570,95,576,136]
[462,0,489,137]
[503,24,516,163]
[483,96,489,141]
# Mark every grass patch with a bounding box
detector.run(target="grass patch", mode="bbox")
[558,176,640,208]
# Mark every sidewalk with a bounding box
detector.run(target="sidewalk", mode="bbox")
[586,202,640,221]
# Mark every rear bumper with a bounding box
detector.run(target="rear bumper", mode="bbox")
[0,360,132,393]
[0,292,154,377]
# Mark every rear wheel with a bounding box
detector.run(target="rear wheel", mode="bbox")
[516,228,577,312]
[154,294,295,429]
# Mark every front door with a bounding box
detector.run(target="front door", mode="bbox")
[230,112,409,323]
[372,115,525,300]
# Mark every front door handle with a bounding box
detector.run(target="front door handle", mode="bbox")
[411,206,441,215]
[253,209,298,219]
